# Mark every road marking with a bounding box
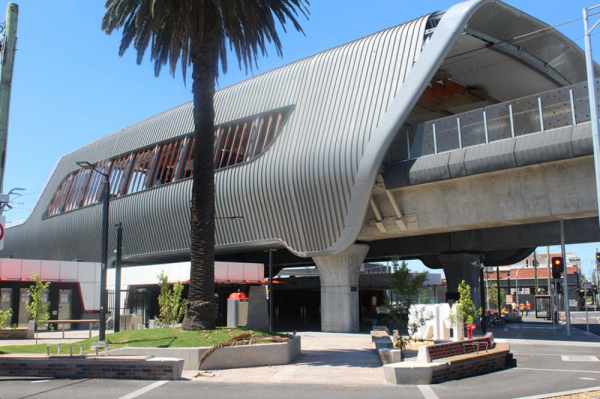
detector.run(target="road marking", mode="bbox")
[31,380,50,383]
[516,367,600,374]
[562,356,599,362]
[417,385,439,399]
[580,377,596,380]
[513,385,600,399]
[118,381,168,399]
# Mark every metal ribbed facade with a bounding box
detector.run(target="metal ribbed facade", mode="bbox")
[1,13,431,262]
[3,0,579,262]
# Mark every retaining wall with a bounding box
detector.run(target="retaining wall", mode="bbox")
[0,355,184,380]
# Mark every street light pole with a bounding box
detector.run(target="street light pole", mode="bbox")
[583,5,600,232]
[77,161,110,342]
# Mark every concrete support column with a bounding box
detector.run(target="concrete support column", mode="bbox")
[313,244,369,333]
[438,253,482,311]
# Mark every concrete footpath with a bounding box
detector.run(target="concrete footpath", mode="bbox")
[184,331,387,385]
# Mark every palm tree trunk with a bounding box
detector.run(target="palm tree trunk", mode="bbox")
[181,32,220,331]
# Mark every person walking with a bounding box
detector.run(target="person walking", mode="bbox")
[525,301,531,317]
[519,302,525,316]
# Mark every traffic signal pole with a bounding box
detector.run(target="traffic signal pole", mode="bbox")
[560,220,570,336]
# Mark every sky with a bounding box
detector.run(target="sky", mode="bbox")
[1,0,600,276]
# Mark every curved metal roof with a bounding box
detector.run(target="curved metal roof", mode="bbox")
[1,0,591,262]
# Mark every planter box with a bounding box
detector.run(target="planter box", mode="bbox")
[0,328,28,339]
[108,335,301,370]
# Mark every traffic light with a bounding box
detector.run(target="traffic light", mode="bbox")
[596,252,600,266]
[551,256,564,279]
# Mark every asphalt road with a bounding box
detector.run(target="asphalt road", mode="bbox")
[3,340,600,399]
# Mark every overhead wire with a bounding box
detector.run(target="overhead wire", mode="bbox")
[437,9,600,83]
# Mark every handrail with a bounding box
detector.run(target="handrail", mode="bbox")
[388,79,600,163]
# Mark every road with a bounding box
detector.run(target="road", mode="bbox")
[3,340,600,399]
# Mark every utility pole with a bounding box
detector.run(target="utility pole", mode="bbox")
[560,220,570,336]
[0,3,18,193]
[533,248,538,295]
[584,5,600,232]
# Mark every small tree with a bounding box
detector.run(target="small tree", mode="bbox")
[487,283,506,311]
[449,280,482,337]
[0,295,12,330]
[25,274,51,329]
[385,260,428,359]
[156,271,186,327]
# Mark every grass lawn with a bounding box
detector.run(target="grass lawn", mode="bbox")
[0,327,282,355]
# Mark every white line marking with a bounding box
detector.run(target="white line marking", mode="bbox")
[119,381,168,399]
[31,380,50,383]
[516,367,600,374]
[417,384,439,399]
[580,377,596,380]
[513,385,600,399]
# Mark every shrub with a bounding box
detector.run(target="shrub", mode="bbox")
[156,271,186,327]
[0,295,12,330]
[449,280,482,330]
[25,273,51,329]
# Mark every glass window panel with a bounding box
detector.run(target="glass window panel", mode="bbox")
[511,95,541,136]
[459,109,486,147]
[434,116,459,153]
[127,148,156,194]
[225,125,242,167]
[81,160,112,207]
[251,117,268,159]
[63,170,91,212]
[154,140,182,185]
[218,127,234,169]
[46,174,74,217]
[409,122,435,158]
[182,138,195,179]
[541,87,572,131]
[485,103,511,142]
[572,81,600,125]
[109,155,132,197]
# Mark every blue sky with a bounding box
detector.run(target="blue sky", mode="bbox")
[1,0,600,275]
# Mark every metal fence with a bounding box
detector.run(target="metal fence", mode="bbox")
[386,79,600,163]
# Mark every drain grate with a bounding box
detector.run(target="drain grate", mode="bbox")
[561,356,599,362]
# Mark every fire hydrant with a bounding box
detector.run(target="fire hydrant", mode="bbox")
[466,324,476,339]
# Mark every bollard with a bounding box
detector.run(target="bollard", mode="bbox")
[57,344,61,355]
[80,344,83,355]
[105,344,108,355]
[70,345,73,356]
[95,346,99,357]
[46,345,50,357]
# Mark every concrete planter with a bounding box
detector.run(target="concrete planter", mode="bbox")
[0,328,28,339]
[108,335,301,370]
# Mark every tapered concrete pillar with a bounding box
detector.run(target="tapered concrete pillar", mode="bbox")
[438,253,482,311]
[313,244,369,333]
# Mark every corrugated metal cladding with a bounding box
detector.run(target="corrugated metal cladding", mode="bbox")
[2,14,430,262]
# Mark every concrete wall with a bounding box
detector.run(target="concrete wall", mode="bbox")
[362,157,597,241]
[108,336,301,370]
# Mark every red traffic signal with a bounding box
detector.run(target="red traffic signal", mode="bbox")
[551,257,564,279]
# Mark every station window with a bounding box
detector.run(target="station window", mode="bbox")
[44,106,292,218]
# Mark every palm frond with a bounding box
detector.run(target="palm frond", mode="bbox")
[101,0,309,82]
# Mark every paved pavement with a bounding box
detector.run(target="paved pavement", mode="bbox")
[0,330,100,347]
[3,319,600,398]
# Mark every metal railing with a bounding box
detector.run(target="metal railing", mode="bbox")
[386,79,600,163]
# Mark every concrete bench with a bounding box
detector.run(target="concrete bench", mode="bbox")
[384,342,511,384]
[416,333,494,363]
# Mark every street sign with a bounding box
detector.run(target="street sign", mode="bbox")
[0,214,5,250]
[506,294,514,304]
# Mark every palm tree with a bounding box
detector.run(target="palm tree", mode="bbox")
[102,0,309,330]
